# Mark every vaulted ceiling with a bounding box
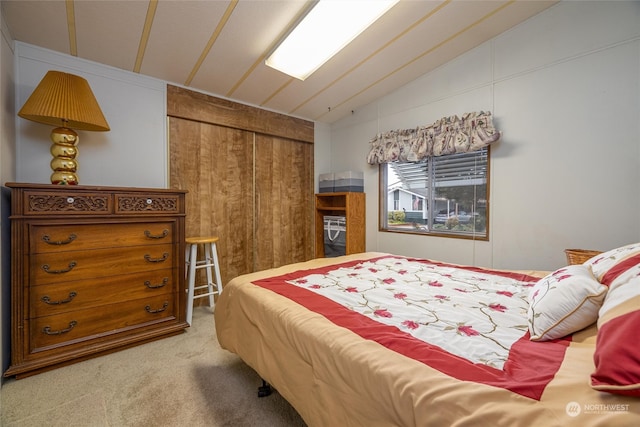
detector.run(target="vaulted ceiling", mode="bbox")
[2,0,557,123]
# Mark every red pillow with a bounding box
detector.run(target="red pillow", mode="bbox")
[591,310,640,396]
[590,272,640,396]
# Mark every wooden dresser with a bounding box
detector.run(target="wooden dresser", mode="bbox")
[4,183,188,378]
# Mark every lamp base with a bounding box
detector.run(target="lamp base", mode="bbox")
[49,127,79,185]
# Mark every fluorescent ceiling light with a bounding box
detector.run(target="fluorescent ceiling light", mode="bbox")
[266,0,399,81]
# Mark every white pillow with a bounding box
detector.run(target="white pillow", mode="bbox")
[528,265,607,341]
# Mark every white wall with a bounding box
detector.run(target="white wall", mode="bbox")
[0,2,15,379]
[329,1,640,271]
[0,8,14,185]
[15,43,167,188]
[314,121,332,192]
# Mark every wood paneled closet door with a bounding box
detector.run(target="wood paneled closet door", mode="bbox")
[167,85,314,288]
[169,117,254,283]
[169,117,314,287]
[254,133,314,271]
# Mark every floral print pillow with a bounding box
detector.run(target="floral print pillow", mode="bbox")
[528,265,607,341]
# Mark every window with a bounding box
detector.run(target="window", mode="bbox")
[379,147,489,240]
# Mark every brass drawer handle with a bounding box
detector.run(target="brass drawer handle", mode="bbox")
[144,278,168,289]
[42,233,77,245]
[144,229,169,239]
[144,253,169,263]
[41,291,78,305]
[145,301,169,313]
[42,261,77,274]
[43,320,77,335]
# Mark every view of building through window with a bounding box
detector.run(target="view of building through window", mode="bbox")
[379,147,489,239]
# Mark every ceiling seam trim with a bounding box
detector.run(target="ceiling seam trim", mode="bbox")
[226,54,270,98]
[65,0,77,56]
[185,0,238,87]
[289,0,452,115]
[314,0,516,121]
[261,78,295,106]
[134,0,158,73]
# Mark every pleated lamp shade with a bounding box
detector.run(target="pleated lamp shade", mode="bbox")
[18,70,110,131]
[18,70,110,185]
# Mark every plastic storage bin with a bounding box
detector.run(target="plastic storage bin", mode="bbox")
[334,171,363,192]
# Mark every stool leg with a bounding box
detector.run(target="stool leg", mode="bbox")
[211,242,223,297]
[204,243,215,307]
[186,243,198,325]
[184,244,190,280]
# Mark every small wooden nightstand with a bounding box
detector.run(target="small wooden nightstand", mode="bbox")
[315,192,365,258]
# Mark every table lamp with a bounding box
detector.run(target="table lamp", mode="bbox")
[18,70,110,185]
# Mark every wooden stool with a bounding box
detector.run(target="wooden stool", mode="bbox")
[185,236,223,325]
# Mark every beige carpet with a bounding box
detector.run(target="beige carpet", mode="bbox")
[1,306,307,427]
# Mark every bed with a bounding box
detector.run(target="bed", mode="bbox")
[214,250,640,426]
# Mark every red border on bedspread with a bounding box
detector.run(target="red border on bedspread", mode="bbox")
[253,256,571,401]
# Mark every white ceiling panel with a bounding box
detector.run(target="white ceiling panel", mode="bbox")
[74,1,149,71]
[2,0,558,124]
[140,0,230,85]
[190,0,307,100]
[2,1,70,55]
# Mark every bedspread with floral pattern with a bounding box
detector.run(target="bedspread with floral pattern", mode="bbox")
[288,256,533,369]
[254,255,572,399]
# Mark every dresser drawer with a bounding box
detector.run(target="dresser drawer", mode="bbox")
[115,193,181,214]
[31,244,175,285]
[22,190,111,216]
[28,294,177,353]
[30,222,175,253]
[30,268,176,318]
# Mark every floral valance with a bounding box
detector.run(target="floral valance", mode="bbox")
[366,111,501,164]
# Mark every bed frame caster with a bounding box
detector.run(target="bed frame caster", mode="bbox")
[258,379,272,397]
